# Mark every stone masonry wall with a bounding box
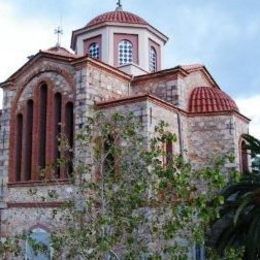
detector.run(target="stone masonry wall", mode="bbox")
[98,99,181,155]
[132,74,179,106]
[74,62,130,166]
[0,59,76,238]
[132,70,216,113]
[187,114,237,169]
[233,115,250,170]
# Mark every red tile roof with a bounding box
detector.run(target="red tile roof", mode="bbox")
[86,10,149,28]
[181,64,204,71]
[43,46,77,58]
[189,86,239,113]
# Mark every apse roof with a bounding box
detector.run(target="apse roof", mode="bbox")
[189,86,239,113]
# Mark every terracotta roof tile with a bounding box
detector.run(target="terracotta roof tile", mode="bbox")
[189,86,239,113]
[181,64,204,71]
[43,46,78,58]
[86,10,149,28]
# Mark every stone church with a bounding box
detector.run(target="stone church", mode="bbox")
[0,2,250,258]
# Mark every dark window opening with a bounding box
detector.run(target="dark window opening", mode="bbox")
[15,114,23,181]
[166,140,173,165]
[241,141,249,173]
[54,93,62,178]
[38,84,48,174]
[104,135,115,174]
[24,100,34,181]
[65,102,74,176]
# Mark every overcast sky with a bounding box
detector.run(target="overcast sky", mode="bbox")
[0,0,259,137]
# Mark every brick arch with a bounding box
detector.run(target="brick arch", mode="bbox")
[12,68,75,112]
[29,223,51,232]
[9,71,75,183]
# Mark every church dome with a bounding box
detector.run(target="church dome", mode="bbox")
[86,10,150,28]
[189,86,239,113]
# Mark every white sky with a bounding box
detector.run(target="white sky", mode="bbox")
[0,0,259,139]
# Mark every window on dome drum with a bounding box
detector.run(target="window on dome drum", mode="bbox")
[149,46,157,72]
[25,228,51,260]
[118,40,133,65]
[88,42,100,59]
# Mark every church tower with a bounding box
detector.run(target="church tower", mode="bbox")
[71,1,168,75]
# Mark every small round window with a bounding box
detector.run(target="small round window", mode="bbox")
[118,40,133,65]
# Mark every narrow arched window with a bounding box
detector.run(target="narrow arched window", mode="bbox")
[88,42,100,59]
[54,93,62,178]
[166,140,173,165]
[15,114,23,181]
[118,40,133,65]
[38,84,48,173]
[26,228,51,260]
[65,102,74,176]
[149,47,157,72]
[241,141,249,173]
[24,100,34,181]
[104,135,115,174]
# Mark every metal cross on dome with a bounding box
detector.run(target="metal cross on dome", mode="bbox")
[116,0,123,10]
[117,0,122,8]
[54,26,63,47]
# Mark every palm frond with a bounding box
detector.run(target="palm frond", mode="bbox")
[242,134,260,155]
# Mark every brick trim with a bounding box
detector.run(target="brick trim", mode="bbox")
[95,94,250,123]
[7,201,64,208]
[7,179,70,187]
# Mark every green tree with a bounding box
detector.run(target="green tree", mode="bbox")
[209,134,260,259]
[242,134,260,173]
[209,173,260,260]
[1,112,237,259]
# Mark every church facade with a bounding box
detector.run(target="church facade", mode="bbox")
[0,3,250,258]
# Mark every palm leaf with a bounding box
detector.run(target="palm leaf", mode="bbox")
[242,134,260,156]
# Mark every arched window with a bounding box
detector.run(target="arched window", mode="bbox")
[65,102,74,176]
[149,47,157,72]
[38,84,48,173]
[24,100,34,181]
[88,42,100,59]
[10,80,74,183]
[241,140,249,173]
[104,135,116,174]
[25,228,51,260]
[15,114,23,181]
[118,40,133,65]
[166,140,173,165]
[54,93,62,178]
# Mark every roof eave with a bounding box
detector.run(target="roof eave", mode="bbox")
[188,110,251,123]
[71,22,169,50]
[132,66,188,83]
[0,51,78,88]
